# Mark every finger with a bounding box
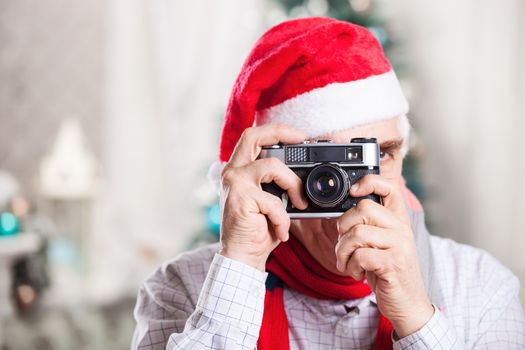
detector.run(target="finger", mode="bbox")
[366,271,377,291]
[344,247,390,280]
[252,188,291,242]
[240,157,308,210]
[229,124,307,168]
[350,175,408,220]
[335,225,395,272]
[337,199,404,234]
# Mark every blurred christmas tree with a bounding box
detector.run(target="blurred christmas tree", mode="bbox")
[271,0,425,199]
[272,0,398,62]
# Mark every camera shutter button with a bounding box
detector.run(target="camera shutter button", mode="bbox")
[350,137,377,143]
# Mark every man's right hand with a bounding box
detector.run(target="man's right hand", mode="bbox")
[218,124,309,271]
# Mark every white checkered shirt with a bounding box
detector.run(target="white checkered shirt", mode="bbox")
[131,236,525,349]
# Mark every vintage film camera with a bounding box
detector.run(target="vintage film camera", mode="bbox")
[258,138,380,219]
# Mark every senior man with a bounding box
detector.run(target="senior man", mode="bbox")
[131,17,525,349]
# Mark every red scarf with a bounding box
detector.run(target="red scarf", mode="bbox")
[258,233,393,350]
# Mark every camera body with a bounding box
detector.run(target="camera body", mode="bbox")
[258,137,380,219]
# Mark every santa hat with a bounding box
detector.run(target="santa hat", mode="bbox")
[208,17,409,193]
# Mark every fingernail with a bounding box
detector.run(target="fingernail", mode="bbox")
[302,198,309,208]
[350,183,359,192]
[336,261,342,272]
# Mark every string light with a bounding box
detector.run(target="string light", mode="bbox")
[306,0,329,16]
[349,0,372,13]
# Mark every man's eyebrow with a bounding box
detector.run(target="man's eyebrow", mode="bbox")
[379,138,404,150]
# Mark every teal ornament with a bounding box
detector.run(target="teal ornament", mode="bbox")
[206,203,221,237]
[367,26,388,47]
[0,212,20,236]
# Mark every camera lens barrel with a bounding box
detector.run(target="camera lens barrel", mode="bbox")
[305,163,350,208]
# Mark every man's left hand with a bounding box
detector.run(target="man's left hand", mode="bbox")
[335,175,434,338]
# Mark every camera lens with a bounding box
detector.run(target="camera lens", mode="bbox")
[305,164,349,208]
[315,175,337,195]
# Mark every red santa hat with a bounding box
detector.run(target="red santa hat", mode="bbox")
[209,17,409,192]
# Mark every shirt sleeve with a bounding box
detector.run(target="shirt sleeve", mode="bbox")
[393,305,464,350]
[131,252,268,350]
[393,277,525,350]
[470,274,525,349]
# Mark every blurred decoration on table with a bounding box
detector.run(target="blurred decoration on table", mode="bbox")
[39,118,99,199]
[0,170,49,326]
[38,118,99,277]
[0,117,101,348]
[12,245,50,314]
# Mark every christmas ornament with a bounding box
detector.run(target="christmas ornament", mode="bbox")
[0,212,19,236]
[205,203,221,237]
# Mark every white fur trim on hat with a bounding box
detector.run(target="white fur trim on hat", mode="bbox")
[255,70,409,137]
[207,159,226,196]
